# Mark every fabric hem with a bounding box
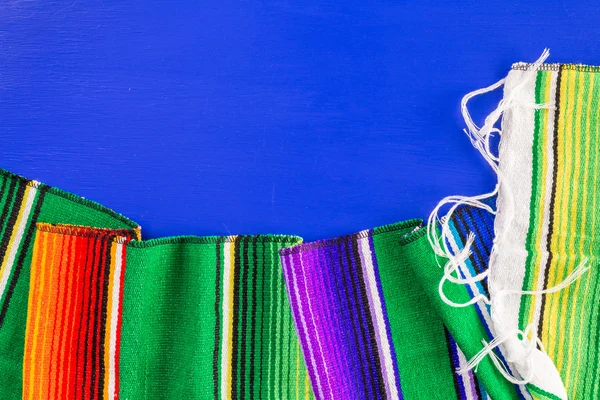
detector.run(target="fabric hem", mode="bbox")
[0,168,139,230]
[280,218,423,256]
[512,62,600,72]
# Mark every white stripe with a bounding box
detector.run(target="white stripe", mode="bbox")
[358,237,399,400]
[533,70,558,331]
[0,184,37,299]
[298,253,335,399]
[456,346,477,400]
[286,254,325,399]
[107,241,124,400]
[220,241,232,400]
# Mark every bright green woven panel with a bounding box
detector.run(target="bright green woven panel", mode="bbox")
[0,169,138,398]
[120,235,314,399]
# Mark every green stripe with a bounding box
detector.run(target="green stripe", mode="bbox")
[519,70,549,330]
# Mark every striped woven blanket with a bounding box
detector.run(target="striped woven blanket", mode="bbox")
[280,216,502,400]
[0,168,313,399]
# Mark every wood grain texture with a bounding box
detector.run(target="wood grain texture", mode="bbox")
[0,1,596,240]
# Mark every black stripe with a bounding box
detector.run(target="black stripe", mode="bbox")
[0,179,26,270]
[82,235,101,399]
[258,240,265,399]
[277,242,285,400]
[538,66,562,342]
[231,236,241,400]
[0,186,47,327]
[90,236,111,400]
[454,210,484,276]
[0,177,17,245]
[239,237,250,400]
[213,237,223,399]
[351,234,387,397]
[249,237,258,397]
[0,177,11,233]
[461,207,490,295]
[338,236,371,397]
[97,235,115,399]
[268,241,278,399]
[443,328,463,399]
[472,207,494,255]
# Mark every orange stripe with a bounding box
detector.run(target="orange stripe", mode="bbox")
[48,233,70,398]
[39,232,64,398]
[22,229,47,399]
[29,231,58,399]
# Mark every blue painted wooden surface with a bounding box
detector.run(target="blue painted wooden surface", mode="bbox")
[1,2,597,241]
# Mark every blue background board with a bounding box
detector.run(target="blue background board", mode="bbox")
[0,2,597,241]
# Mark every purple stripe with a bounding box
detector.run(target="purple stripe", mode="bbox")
[345,235,382,398]
[467,369,479,400]
[325,240,360,396]
[315,242,351,391]
[300,245,341,395]
[447,334,468,399]
[337,237,374,397]
[284,248,325,398]
[367,233,404,399]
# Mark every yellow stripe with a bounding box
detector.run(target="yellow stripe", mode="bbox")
[226,237,237,399]
[104,241,118,399]
[562,71,593,391]
[296,340,300,399]
[526,71,553,329]
[545,68,571,355]
[555,70,586,372]
[0,185,33,280]
[305,370,311,400]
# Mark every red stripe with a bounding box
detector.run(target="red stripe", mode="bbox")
[93,238,109,397]
[114,241,128,397]
[63,234,86,399]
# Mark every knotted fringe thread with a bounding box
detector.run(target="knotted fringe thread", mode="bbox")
[426,49,592,387]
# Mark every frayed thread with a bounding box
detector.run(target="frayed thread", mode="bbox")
[427,48,591,388]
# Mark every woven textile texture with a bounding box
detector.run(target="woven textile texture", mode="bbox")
[120,234,313,399]
[0,168,314,399]
[400,199,534,400]
[23,224,135,400]
[279,221,490,400]
[488,63,600,399]
[0,169,140,398]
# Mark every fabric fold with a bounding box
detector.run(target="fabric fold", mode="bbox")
[0,168,315,399]
[279,220,491,400]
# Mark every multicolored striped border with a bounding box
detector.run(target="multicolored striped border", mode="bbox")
[22,224,134,400]
[494,64,600,398]
[0,178,47,327]
[281,231,401,399]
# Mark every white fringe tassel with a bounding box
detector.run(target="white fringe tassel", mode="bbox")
[426,48,592,386]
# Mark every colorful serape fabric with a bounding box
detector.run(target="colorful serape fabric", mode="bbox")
[280,221,490,400]
[400,199,534,400]
[0,168,314,399]
[490,63,600,399]
[121,234,313,399]
[0,169,140,398]
[23,224,134,400]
